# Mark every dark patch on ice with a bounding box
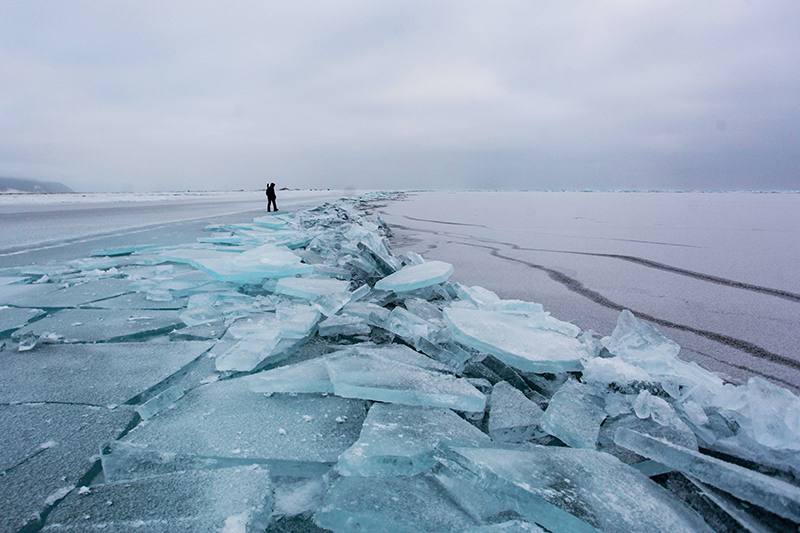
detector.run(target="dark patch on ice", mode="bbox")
[455,240,800,373]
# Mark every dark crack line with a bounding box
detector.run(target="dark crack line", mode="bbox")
[0,400,108,408]
[389,222,800,304]
[402,215,488,228]
[454,240,800,373]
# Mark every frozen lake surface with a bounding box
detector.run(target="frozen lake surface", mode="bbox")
[380,191,800,391]
[1,191,798,531]
[0,190,349,266]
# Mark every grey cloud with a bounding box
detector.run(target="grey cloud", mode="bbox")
[0,1,798,191]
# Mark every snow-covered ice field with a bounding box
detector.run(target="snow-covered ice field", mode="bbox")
[380,191,800,391]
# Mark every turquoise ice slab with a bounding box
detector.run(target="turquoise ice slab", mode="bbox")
[12,308,184,342]
[374,260,454,292]
[614,428,800,522]
[274,277,350,300]
[122,378,367,475]
[90,292,188,310]
[318,314,371,337]
[0,306,44,336]
[161,243,312,282]
[314,474,479,532]
[0,341,213,405]
[0,403,137,532]
[42,466,274,532]
[0,282,63,306]
[10,278,134,308]
[337,403,490,477]
[433,445,712,533]
[488,381,544,443]
[444,307,585,373]
[540,380,607,449]
[325,351,486,412]
[0,275,29,285]
[243,344,476,412]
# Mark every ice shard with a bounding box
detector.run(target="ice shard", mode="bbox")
[444,307,585,373]
[318,314,371,337]
[325,351,486,412]
[540,380,607,448]
[488,381,544,443]
[337,403,490,477]
[465,521,545,532]
[42,466,274,532]
[374,260,454,292]
[274,276,350,300]
[433,445,712,533]
[614,428,800,522]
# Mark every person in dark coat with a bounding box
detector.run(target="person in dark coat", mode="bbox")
[266,182,278,212]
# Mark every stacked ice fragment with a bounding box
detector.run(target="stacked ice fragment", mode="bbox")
[1,191,799,532]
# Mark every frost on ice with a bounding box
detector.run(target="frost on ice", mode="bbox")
[1,191,799,531]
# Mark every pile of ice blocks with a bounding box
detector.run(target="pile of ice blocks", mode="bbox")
[1,192,798,532]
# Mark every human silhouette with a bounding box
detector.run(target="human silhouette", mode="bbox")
[266,182,278,212]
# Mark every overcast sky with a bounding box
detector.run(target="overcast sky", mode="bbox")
[1,1,798,191]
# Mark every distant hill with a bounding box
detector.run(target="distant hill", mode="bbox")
[0,176,74,193]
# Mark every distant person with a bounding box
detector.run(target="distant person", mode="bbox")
[266,182,278,212]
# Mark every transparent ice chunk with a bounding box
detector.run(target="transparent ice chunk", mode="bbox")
[318,315,371,337]
[374,260,454,292]
[215,322,282,372]
[614,428,800,522]
[465,521,545,532]
[42,466,274,532]
[444,307,585,373]
[488,381,544,443]
[540,380,607,448]
[274,277,350,301]
[337,403,490,477]
[434,445,712,533]
[582,356,653,386]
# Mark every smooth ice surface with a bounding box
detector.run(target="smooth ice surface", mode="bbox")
[0,404,136,532]
[444,307,585,373]
[540,380,607,448]
[13,308,184,343]
[0,341,212,405]
[488,381,544,443]
[614,428,800,522]
[435,445,712,533]
[337,403,490,477]
[315,474,478,532]
[42,466,273,532]
[123,378,367,474]
[274,276,350,300]
[0,306,44,336]
[374,260,454,292]
[214,322,281,372]
[465,521,545,532]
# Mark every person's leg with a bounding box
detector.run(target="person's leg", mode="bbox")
[267,199,272,212]
[273,198,278,211]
